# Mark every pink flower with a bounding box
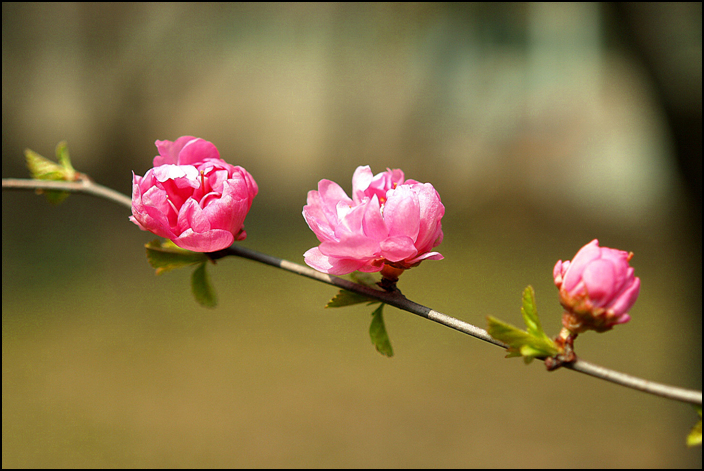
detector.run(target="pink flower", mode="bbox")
[130,137,258,252]
[553,239,641,333]
[303,165,444,277]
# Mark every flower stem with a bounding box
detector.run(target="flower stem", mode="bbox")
[545,327,578,371]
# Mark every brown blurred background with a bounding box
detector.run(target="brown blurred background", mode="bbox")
[2,3,701,467]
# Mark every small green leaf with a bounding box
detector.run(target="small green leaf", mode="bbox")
[350,272,378,287]
[143,240,216,308]
[191,262,218,308]
[369,304,393,357]
[25,146,74,204]
[487,288,559,364]
[25,148,65,181]
[487,316,536,361]
[687,406,702,447]
[521,285,555,345]
[24,142,76,205]
[521,285,541,336]
[54,141,76,180]
[325,272,382,308]
[41,188,71,205]
[145,239,207,275]
[326,290,377,308]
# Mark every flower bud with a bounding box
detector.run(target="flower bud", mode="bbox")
[303,165,444,276]
[553,239,640,333]
[130,137,258,252]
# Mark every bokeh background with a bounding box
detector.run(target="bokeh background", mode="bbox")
[2,3,701,468]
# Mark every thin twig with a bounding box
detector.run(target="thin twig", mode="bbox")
[2,177,133,209]
[564,360,702,404]
[3,177,702,406]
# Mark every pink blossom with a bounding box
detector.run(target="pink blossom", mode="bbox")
[553,239,641,333]
[303,166,444,276]
[130,137,258,252]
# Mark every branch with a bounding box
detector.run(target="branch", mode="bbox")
[2,177,133,209]
[3,177,702,406]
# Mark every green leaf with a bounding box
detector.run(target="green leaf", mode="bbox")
[488,314,558,362]
[54,140,76,178]
[40,188,71,205]
[326,290,377,308]
[350,272,378,287]
[24,142,77,205]
[369,304,393,357]
[143,240,216,308]
[25,148,65,181]
[521,285,555,346]
[145,239,207,275]
[191,262,218,309]
[687,406,702,447]
[487,316,537,362]
[521,285,541,336]
[325,272,382,308]
[25,147,72,204]
[487,287,559,364]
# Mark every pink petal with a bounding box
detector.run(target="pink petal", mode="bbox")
[303,195,336,242]
[177,138,221,165]
[318,180,352,225]
[414,183,445,251]
[384,186,420,240]
[153,136,198,166]
[176,199,211,235]
[553,260,567,287]
[359,195,386,239]
[609,277,641,316]
[174,228,234,252]
[319,219,379,257]
[562,239,601,292]
[581,259,616,307]
[380,235,417,262]
[351,166,374,202]
[303,247,366,275]
[407,251,444,264]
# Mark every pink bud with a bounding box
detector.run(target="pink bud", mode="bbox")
[130,137,258,252]
[554,239,641,333]
[302,166,444,276]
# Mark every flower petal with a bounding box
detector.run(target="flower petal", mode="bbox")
[384,186,420,240]
[174,228,234,252]
[153,136,198,166]
[303,247,367,275]
[380,235,417,262]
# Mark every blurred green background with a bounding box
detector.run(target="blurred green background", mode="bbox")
[2,3,701,468]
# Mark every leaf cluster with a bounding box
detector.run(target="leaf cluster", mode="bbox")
[25,141,77,204]
[487,286,558,364]
[325,273,393,357]
[145,239,217,308]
